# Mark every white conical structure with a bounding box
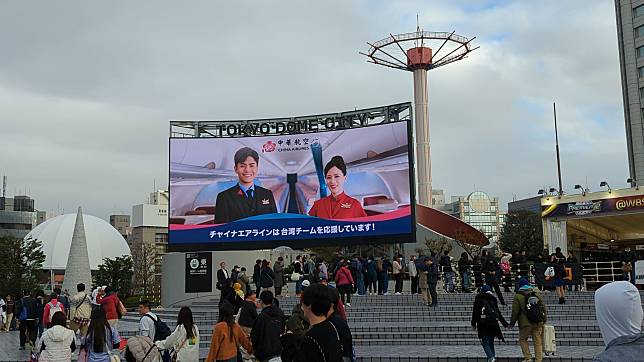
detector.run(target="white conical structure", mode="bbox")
[62,206,93,293]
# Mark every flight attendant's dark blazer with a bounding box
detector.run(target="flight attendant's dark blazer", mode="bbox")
[214,184,277,223]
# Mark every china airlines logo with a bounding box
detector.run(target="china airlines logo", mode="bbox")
[262,141,276,153]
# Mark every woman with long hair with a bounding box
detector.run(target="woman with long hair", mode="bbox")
[81,307,121,361]
[206,301,252,362]
[308,155,367,219]
[155,307,200,361]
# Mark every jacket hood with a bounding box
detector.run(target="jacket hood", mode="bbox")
[595,281,643,346]
[46,325,74,342]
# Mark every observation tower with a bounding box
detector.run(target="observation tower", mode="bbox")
[361,27,477,208]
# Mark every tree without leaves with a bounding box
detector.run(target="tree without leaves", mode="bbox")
[131,242,159,299]
[94,256,133,298]
[0,235,45,297]
[498,210,544,261]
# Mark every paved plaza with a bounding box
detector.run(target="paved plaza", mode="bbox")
[0,291,631,361]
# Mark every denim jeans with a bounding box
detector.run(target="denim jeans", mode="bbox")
[480,335,495,359]
[357,275,365,295]
[444,272,455,292]
[295,277,303,294]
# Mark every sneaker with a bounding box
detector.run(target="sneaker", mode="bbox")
[395,292,402,295]
[345,303,351,307]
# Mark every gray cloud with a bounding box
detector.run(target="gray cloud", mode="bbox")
[0,0,629,219]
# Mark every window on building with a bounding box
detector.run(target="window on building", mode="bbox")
[154,233,168,244]
[638,46,644,58]
[640,87,644,99]
[637,25,644,37]
[635,4,644,18]
[639,67,644,78]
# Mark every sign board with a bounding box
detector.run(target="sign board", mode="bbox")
[542,194,644,218]
[635,261,644,285]
[185,252,212,293]
[636,245,644,251]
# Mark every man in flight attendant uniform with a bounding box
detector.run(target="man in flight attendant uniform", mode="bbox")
[308,155,367,219]
[215,147,277,223]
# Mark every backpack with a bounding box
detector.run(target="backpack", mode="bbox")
[19,299,28,320]
[524,292,546,324]
[144,314,172,341]
[48,302,64,322]
[480,298,498,325]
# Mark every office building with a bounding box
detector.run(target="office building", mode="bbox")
[109,214,131,240]
[616,0,644,184]
[0,195,46,238]
[130,190,168,300]
[444,191,504,241]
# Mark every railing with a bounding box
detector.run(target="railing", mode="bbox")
[581,261,624,290]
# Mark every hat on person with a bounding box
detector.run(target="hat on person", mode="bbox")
[481,285,492,293]
[518,278,530,288]
[301,280,311,288]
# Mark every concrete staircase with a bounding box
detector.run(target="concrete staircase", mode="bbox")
[120,291,644,361]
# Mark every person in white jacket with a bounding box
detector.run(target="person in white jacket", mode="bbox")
[155,307,200,361]
[37,311,76,362]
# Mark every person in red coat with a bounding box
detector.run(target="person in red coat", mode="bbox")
[308,156,367,220]
[96,287,121,327]
[335,263,355,307]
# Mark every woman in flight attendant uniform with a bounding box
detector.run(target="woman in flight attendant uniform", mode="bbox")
[308,155,367,219]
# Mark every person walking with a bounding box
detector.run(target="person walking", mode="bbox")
[509,278,547,362]
[620,247,637,286]
[356,257,366,296]
[97,286,122,327]
[382,256,392,295]
[273,257,286,297]
[294,284,343,362]
[376,258,386,295]
[417,257,430,306]
[392,256,404,295]
[81,307,122,362]
[408,256,418,295]
[293,256,304,296]
[251,290,285,362]
[36,311,76,362]
[458,253,472,293]
[237,267,251,296]
[253,259,263,295]
[482,256,506,305]
[238,292,258,336]
[440,251,455,293]
[594,281,644,361]
[16,289,38,350]
[2,294,14,332]
[259,260,275,294]
[206,301,253,362]
[217,262,231,292]
[35,290,45,338]
[553,258,566,304]
[67,283,91,336]
[365,257,377,295]
[328,288,354,362]
[335,261,355,307]
[155,307,200,362]
[427,257,439,307]
[43,292,66,329]
[471,285,509,362]
[53,288,70,317]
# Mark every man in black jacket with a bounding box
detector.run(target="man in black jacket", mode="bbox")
[427,258,439,307]
[216,261,230,291]
[15,290,38,349]
[482,256,506,305]
[251,290,285,362]
[214,147,277,223]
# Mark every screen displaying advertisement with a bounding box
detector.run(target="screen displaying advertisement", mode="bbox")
[169,120,415,251]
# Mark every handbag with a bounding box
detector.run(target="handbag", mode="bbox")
[290,272,301,282]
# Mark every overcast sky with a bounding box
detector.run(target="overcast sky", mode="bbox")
[0,0,629,220]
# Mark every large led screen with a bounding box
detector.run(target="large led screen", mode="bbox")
[169,120,415,251]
